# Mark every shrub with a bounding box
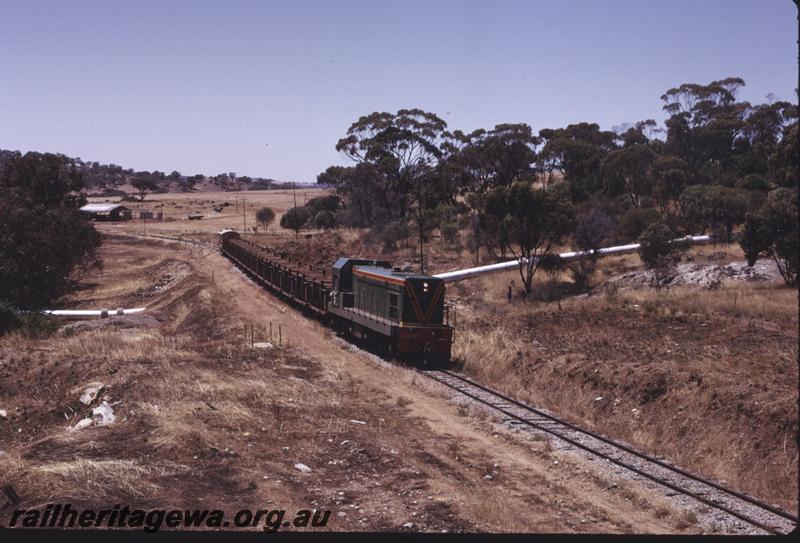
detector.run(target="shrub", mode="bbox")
[678,185,750,242]
[740,188,798,286]
[18,313,58,339]
[279,206,312,231]
[569,260,595,289]
[0,152,101,310]
[313,210,336,230]
[736,174,771,192]
[638,222,691,289]
[0,201,101,309]
[639,222,690,267]
[366,220,410,251]
[618,207,660,242]
[306,195,340,213]
[440,222,460,246]
[255,207,275,229]
[0,302,19,335]
[574,206,616,258]
[334,207,360,228]
[538,253,565,275]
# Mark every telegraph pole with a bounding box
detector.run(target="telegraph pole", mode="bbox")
[417,176,424,275]
[242,197,246,235]
[292,183,298,240]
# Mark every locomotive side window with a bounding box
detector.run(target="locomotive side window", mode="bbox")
[389,293,399,321]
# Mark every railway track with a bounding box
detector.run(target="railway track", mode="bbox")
[134,233,216,249]
[111,230,796,533]
[107,231,217,250]
[427,369,798,535]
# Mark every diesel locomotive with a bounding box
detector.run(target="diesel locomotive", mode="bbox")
[219,230,453,364]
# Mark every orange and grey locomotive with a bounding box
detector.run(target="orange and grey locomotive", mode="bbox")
[328,258,452,364]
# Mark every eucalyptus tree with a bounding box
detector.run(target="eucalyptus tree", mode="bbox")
[483,181,575,299]
[333,109,451,272]
[660,77,751,184]
[537,122,618,201]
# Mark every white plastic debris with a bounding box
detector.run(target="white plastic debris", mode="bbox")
[350,419,366,425]
[91,401,116,426]
[70,418,93,431]
[0,410,7,418]
[253,342,273,349]
[294,463,312,473]
[80,383,105,405]
[594,396,603,402]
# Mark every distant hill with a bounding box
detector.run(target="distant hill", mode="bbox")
[0,148,301,195]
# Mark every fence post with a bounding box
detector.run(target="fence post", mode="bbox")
[453,306,457,344]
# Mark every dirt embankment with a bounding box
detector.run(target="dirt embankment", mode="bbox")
[452,255,798,512]
[0,235,696,533]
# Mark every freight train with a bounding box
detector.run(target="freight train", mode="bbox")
[219,230,453,364]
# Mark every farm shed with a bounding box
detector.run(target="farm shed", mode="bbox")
[79,203,132,221]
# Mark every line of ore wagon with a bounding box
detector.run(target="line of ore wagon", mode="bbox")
[219,230,453,364]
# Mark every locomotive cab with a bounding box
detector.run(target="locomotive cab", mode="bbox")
[330,257,391,309]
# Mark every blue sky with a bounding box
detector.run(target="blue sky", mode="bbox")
[0,0,796,182]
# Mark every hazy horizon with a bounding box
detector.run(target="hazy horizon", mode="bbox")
[1,0,797,183]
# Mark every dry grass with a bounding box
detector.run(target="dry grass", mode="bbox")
[89,188,330,238]
[608,282,797,322]
[453,278,798,511]
[3,213,794,532]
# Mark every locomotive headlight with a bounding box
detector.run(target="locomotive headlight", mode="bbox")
[423,282,429,292]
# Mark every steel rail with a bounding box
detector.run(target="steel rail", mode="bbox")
[106,231,216,249]
[136,233,216,249]
[428,369,796,534]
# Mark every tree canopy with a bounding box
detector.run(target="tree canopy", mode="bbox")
[315,76,797,290]
[0,152,101,310]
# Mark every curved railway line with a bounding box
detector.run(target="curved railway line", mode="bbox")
[113,231,796,534]
[134,233,217,249]
[427,369,797,535]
